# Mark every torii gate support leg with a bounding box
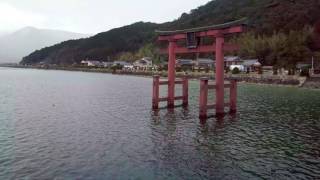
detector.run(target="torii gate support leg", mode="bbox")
[152,75,160,109]
[168,40,176,108]
[182,76,189,107]
[215,35,225,116]
[230,80,237,113]
[199,77,209,119]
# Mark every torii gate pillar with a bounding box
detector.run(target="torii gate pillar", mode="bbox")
[215,35,225,115]
[168,40,176,108]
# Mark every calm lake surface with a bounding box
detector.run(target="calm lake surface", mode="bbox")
[0,67,319,179]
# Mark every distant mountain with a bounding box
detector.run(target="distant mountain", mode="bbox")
[21,0,320,65]
[0,27,91,63]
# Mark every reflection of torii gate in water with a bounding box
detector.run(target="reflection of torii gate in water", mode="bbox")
[152,19,247,119]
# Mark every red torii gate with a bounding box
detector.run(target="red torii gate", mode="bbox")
[153,19,246,118]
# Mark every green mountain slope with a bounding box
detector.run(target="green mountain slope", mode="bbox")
[21,0,320,65]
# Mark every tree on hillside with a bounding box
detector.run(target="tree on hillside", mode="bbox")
[277,29,311,73]
[236,32,271,65]
[307,21,320,52]
[236,27,312,71]
[136,44,156,59]
[118,52,138,62]
[265,31,287,68]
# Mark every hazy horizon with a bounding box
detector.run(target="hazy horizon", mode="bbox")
[0,0,211,34]
[1,26,93,36]
[0,26,91,63]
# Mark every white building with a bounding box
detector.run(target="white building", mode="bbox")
[113,61,130,66]
[102,62,114,68]
[81,60,103,67]
[224,56,242,68]
[230,65,245,72]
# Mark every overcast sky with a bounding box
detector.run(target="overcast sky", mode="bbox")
[0,0,211,34]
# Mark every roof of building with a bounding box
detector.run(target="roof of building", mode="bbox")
[224,56,241,62]
[114,61,130,65]
[296,63,311,69]
[197,58,214,64]
[262,66,274,70]
[243,59,260,66]
[177,59,194,65]
[88,61,102,64]
[155,18,248,36]
[142,57,152,61]
[135,59,151,64]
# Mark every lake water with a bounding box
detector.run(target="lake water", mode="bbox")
[0,68,319,179]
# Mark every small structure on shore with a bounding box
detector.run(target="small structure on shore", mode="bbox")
[224,56,242,69]
[113,61,130,66]
[153,19,246,118]
[176,59,194,70]
[133,57,153,71]
[81,60,103,67]
[197,58,214,68]
[242,59,261,72]
[81,60,113,68]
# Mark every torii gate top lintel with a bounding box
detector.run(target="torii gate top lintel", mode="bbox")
[156,18,247,41]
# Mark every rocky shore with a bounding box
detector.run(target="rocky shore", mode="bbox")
[301,77,320,89]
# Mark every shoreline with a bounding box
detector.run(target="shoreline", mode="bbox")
[2,65,316,89]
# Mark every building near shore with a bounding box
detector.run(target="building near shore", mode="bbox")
[113,61,131,66]
[242,59,261,72]
[296,63,311,70]
[133,57,153,70]
[224,56,242,68]
[81,60,114,67]
[176,59,194,68]
[196,58,214,69]
[102,62,114,68]
[81,60,103,67]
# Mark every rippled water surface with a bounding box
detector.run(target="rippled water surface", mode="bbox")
[0,68,319,179]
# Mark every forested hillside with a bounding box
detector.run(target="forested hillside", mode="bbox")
[21,0,320,66]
